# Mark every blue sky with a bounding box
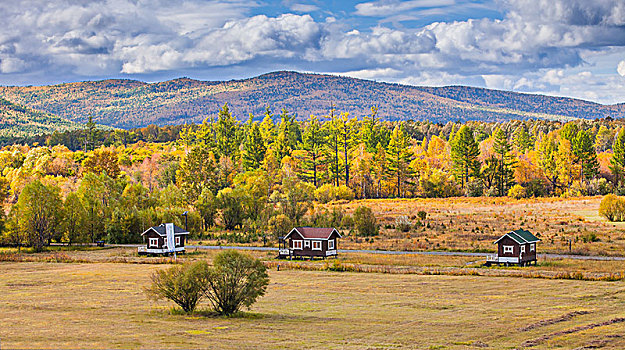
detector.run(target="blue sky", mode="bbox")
[1,0,624,104]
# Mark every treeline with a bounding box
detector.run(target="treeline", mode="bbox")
[1,103,625,250]
[0,117,185,150]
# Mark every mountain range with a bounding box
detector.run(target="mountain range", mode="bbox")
[1,71,624,132]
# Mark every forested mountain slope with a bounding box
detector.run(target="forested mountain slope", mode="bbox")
[0,71,623,129]
[0,98,81,139]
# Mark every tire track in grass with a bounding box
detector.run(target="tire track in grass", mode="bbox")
[521,317,625,348]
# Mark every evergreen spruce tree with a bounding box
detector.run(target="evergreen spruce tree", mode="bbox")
[450,125,480,190]
[274,109,294,161]
[512,125,533,153]
[492,128,516,196]
[572,129,599,183]
[242,121,266,171]
[259,106,276,147]
[215,103,238,159]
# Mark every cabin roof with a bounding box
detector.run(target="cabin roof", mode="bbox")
[284,227,341,240]
[494,229,540,244]
[141,223,189,236]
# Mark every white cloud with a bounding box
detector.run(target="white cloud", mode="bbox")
[355,0,456,17]
[289,3,320,12]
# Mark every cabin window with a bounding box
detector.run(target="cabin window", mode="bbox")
[175,236,181,246]
[530,243,535,252]
[328,240,335,250]
[149,238,158,247]
[293,240,303,250]
[503,245,513,254]
[164,238,168,247]
[312,241,322,251]
[304,240,310,248]
[520,245,526,253]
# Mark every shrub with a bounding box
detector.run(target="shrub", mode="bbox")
[314,184,355,203]
[203,250,269,316]
[145,260,209,313]
[466,179,483,197]
[416,211,427,221]
[508,184,526,199]
[353,206,378,236]
[334,185,355,201]
[395,215,412,232]
[314,184,334,203]
[599,194,625,222]
[523,179,546,197]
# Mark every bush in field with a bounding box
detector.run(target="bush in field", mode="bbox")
[599,194,625,222]
[508,184,526,199]
[417,211,427,221]
[395,215,412,232]
[314,184,355,203]
[144,251,268,316]
[334,185,355,201]
[353,206,378,236]
[314,184,334,203]
[145,260,208,313]
[203,250,269,316]
[466,179,483,197]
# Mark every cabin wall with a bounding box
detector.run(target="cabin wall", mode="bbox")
[143,231,186,249]
[288,232,328,257]
[497,237,519,257]
[497,237,537,262]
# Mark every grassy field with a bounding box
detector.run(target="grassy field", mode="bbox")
[1,261,625,349]
[193,196,625,257]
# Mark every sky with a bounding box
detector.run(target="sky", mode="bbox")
[1,0,625,104]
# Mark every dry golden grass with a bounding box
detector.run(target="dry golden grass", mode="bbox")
[335,196,625,256]
[1,261,625,349]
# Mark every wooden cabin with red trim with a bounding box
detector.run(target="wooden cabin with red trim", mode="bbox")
[138,223,189,255]
[278,227,341,259]
[486,229,539,266]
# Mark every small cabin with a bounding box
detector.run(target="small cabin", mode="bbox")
[486,229,539,266]
[278,227,341,259]
[138,223,189,255]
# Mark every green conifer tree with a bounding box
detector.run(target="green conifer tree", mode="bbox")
[450,125,480,190]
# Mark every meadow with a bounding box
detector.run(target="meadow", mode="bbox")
[196,196,625,257]
[1,261,625,349]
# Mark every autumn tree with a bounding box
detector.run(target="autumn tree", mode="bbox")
[538,132,560,193]
[63,192,88,245]
[195,187,216,231]
[14,180,63,251]
[450,125,480,190]
[82,147,120,178]
[611,128,625,186]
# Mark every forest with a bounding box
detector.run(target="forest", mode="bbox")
[2,103,625,251]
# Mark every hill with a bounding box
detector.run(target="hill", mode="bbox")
[0,98,82,139]
[1,71,623,129]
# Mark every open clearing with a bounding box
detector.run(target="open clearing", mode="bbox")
[1,261,625,349]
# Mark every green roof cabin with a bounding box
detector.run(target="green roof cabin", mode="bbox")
[486,229,540,266]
